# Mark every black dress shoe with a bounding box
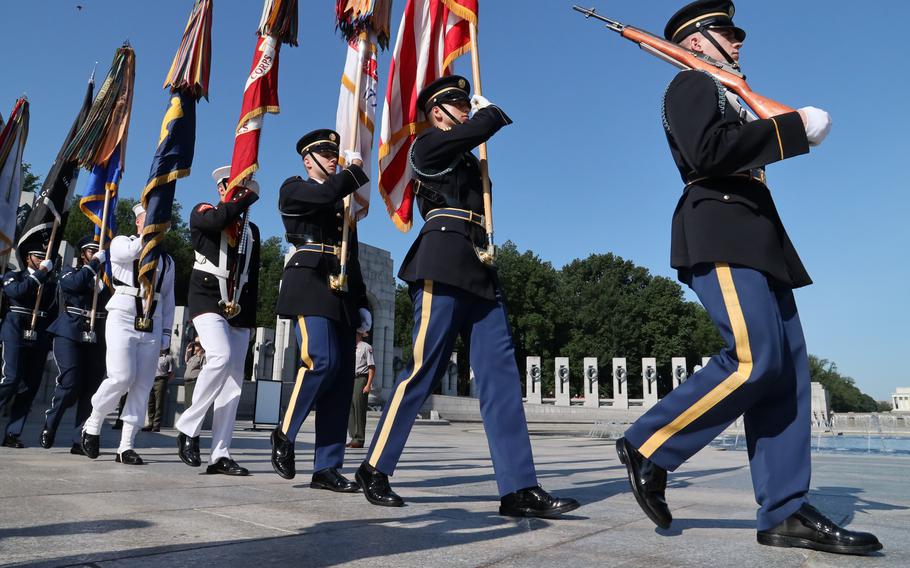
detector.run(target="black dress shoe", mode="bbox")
[616,437,672,529]
[311,467,360,493]
[206,457,249,476]
[115,449,144,465]
[40,429,55,449]
[757,503,883,555]
[70,443,86,456]
[81,431,100,459]
[356,462,404,507]
[2,433,25,449]
[499,486,580,518]
[270,428,295,480]
[177,432,201,467]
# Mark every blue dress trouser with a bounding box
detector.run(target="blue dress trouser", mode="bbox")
[44,335,107,444]
[0,337,52,436]
[281,316,355,472]
[366,280,538,497]
[624,263,811,530]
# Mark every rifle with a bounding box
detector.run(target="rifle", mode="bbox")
[572,5,794,120]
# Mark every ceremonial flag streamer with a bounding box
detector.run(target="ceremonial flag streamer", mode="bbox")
[377,0,476,231]
[335,0,392,222]
[226,0,298,198]
[0,97,29,264]
[72,44,135,274]
[138,0,213,308]
[17,78,94,263]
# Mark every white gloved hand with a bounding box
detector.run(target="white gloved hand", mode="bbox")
[470,94,492,113]
[343,150,363,164]
[94,250,107,264]
[39,259,53,272]
[357,308,372,334]
[799,106,832,147]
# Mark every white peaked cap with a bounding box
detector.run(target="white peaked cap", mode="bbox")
[132,203,146,217]
[212,165,259,195]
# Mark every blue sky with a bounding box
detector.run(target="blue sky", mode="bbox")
[4,1,908,400]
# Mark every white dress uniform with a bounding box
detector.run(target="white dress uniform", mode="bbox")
[84,233,175,454]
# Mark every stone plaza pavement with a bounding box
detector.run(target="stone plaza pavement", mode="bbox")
[0,415,907,567]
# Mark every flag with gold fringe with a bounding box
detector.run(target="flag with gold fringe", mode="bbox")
[0,97,29,266]
[335,0,392,222]
[137,0,212,308]
[376,0,477,231]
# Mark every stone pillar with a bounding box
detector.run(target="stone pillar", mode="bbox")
[272,316,298,383]
[583,357,599,408]
[253,327,275,382]
[170,306,190,376]
[702,356,711,367]
[58,240,75,270]
[469,367,477,398]
[671,357,687,389]
[526,356,542,404]
[642,357,658,408]
[442,352,458,396]
[612,357,629,409]
[555,357,570,406]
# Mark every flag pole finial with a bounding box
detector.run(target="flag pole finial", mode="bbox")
[89,61,98,83]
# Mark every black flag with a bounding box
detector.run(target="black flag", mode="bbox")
[16,77,94,261]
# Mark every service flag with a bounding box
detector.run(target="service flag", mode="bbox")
[0,98,30,263]
[377,0,476,231]
[17,78,94,260]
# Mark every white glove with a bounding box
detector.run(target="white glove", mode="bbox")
[799,106,831,147]
[39,259,53,272]
[470,94,492,113]
[357,308,372,334]
[343,150,363,164]
[94,250,107,264]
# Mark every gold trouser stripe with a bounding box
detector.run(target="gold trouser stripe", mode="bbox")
[638,263,754,458]
[770,117,784,160]
[368,280,435,467]
[282,316,314,435]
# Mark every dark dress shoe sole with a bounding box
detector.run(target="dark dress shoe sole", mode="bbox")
[757,532,883,555]
[207,466,249,476]
[499,501,581,519]
[616,438,671,530]
[115,455,145,465]
[355,472,404,507]
[310,480,361,493]
[70,446,86,456]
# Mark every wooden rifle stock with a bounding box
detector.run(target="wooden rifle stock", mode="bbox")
[621,27,794,119]
[571,7,795,120]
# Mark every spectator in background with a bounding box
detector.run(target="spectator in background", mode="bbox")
[144,349,176,432]
[183,338,206,408]
[347,331,375,449]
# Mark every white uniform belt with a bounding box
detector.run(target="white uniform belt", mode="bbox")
[114,286,160,301]
[9,306,48,318]
[66,306,106,319]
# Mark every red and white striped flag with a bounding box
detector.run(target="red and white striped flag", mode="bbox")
[336,35,379,222]
[377,0,477,232]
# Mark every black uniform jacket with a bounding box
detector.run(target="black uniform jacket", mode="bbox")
[48,260,111,341]
[398,105,512,300]
[1,268,57,342]
[664,70,812,289]
[188,190,261,329]
[276,165,370,328]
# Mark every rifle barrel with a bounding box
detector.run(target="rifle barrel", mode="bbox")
[571,5,624,33]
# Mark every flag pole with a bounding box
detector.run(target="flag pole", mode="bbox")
[331,31,369,292]
[85,183,114,343]
[468,21,495,264]
[23,210,61,340]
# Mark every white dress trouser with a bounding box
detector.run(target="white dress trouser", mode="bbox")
[84,310,161,453]
[176,312,250,464]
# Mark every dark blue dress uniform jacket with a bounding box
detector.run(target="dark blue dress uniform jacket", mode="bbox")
[664,70,811,289]
[276,165,370,328]
[1,268,57,341]
[48,259,111,341]
[398,105,512,300]
[187,189,261,329]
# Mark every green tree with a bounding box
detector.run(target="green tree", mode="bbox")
[21,162,41,193]
[256,236,286,327]
[809,355,879,413]
[394,283,415,363]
